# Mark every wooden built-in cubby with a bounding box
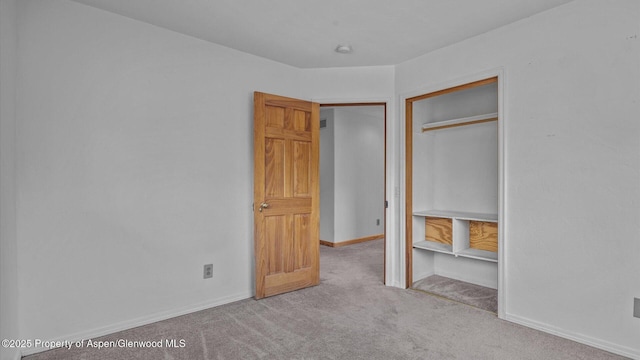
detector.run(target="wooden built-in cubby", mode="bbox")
[424,217,452,246]
[469,220,498,253]
[413,210,497,263]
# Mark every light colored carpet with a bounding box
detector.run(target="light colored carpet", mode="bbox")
[412,275,498,313]
[24,239,626,359]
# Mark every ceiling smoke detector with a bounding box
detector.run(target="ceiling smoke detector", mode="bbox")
[335,44,353,54]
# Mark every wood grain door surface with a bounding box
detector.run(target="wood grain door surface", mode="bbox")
[253,92,320,299]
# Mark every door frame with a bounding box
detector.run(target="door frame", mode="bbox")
[398,68,506,318]
[317,100,389,285]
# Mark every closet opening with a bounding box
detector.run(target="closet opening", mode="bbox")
[406,77,500,313]
[319,103,387,284]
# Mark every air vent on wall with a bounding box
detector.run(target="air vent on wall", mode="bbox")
[320,119,327,128]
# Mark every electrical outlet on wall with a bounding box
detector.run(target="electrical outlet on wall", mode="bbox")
[203,264,213,279]
[376,219,380,226]
[634,298,640,318]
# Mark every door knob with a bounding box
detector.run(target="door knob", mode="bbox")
[259,202,269,212]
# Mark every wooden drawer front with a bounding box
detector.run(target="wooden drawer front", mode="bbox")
[469,221,498,252]
[425,217,453,245]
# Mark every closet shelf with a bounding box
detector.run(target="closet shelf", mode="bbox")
[413,240,453,255]
[413,241,498,262]
[456,248,498,262]
[413,210,497,223]
[421,112,498,132]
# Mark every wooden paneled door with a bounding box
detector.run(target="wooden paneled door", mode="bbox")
[253,92,320,299]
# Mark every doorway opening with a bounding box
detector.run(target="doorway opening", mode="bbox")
[319,103,387,284]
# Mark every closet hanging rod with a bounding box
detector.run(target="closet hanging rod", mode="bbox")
[421,112,498,132]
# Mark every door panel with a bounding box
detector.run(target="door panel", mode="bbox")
[254,92,319,299]
[265,138,285,198]
[293,141,311,197]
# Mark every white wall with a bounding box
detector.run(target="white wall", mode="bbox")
[300,67,395,102]
[15,0,304,347]
[333,107,385,242]
[319,108,335,241]
[12,0,397,354]
[0,0,19,359]
[397,0,640,357]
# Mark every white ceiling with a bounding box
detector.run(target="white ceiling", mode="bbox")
[71,0,573,69]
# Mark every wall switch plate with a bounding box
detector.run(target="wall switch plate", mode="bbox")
[203,264,213,279]
[376,219,380,226]
[634,298,640,318]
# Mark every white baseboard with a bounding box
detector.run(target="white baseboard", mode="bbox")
[506,313,640,359]
[21,291,252,356]
[385,279,406,289]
